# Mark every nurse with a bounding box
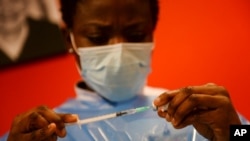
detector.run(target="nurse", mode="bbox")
[3,0,245,141]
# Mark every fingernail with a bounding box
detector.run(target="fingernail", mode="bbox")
[72,114,79,117]
[160,103,169,112]
[48,123,54,129]
[71,114,79,120]
[160,108,166,112]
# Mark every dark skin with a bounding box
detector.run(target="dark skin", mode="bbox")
[71,0,153,47]
[7,106,78,141]
[68,0,154,69]
[153,83,241,141]
[6,0,241,140]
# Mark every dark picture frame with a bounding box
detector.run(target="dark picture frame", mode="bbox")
[0,0,66,68]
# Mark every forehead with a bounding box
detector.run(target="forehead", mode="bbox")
[73,0,152,27]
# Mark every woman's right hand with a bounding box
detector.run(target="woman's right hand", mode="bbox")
[7,105,78,141]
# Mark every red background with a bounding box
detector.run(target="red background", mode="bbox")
[0,0,249,136]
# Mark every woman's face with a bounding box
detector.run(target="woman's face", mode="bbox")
[70,0,154,48]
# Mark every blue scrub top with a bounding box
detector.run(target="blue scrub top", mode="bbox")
[53,84,205,141]
[2,83,248,141]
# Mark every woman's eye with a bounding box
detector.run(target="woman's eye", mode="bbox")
[126,33,146,42]
[87,35,109,45]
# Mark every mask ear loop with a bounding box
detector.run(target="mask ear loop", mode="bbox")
[69,31,82,73]
[69,31,80,55]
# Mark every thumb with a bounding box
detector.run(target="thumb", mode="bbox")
[58,113,79,123]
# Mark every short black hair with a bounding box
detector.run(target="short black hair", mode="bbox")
[60,0,159,29]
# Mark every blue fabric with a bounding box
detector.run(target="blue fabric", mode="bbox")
[54,86,204,141]
[0,134,8,141]
[2,85,248,141]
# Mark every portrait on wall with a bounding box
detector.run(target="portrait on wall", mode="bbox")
[0,0,66,68]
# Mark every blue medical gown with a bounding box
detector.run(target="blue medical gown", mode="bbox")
[53,86,206,141]
[2,85,248,141]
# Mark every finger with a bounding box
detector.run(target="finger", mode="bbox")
[205,82,217,86]
[58,113,79,123]
[47,113,77,138]
[153,90,178,107]
[35,106,68,137]
[157,105,174,122]
[27,112,49,131]
[171,115,201,130]
[11,110,49,133]
[36,106,65,129]
[23,123,57,141]
[173,109,214,130]
[157,110,167,118]
[167,87,193,119]
[170,109,206,129]
[190,83,229,97]
[171,94,224,127]
[170,109,217,140]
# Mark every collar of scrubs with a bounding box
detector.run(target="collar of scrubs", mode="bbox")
[73,81,168,110]
[56,80,170,119]
[73,81,146,112]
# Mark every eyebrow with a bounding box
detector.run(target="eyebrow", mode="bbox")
[82,20,113,27]
[79,19,150,33]
[124,22,147,29]
[83,18,148,26]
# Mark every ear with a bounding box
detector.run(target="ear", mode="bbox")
[61,28,82,70]
[61,28,74,53]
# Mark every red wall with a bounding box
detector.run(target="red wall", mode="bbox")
[0,0,249,136]
[149,0,250,122]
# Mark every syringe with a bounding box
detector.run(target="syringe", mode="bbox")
[65,106,153,126]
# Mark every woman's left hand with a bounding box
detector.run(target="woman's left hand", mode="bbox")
[153,83,241,141]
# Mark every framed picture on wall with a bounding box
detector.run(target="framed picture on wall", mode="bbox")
[0,0,66,68]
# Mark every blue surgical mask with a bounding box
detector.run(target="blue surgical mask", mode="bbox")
[70,33,153,102]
